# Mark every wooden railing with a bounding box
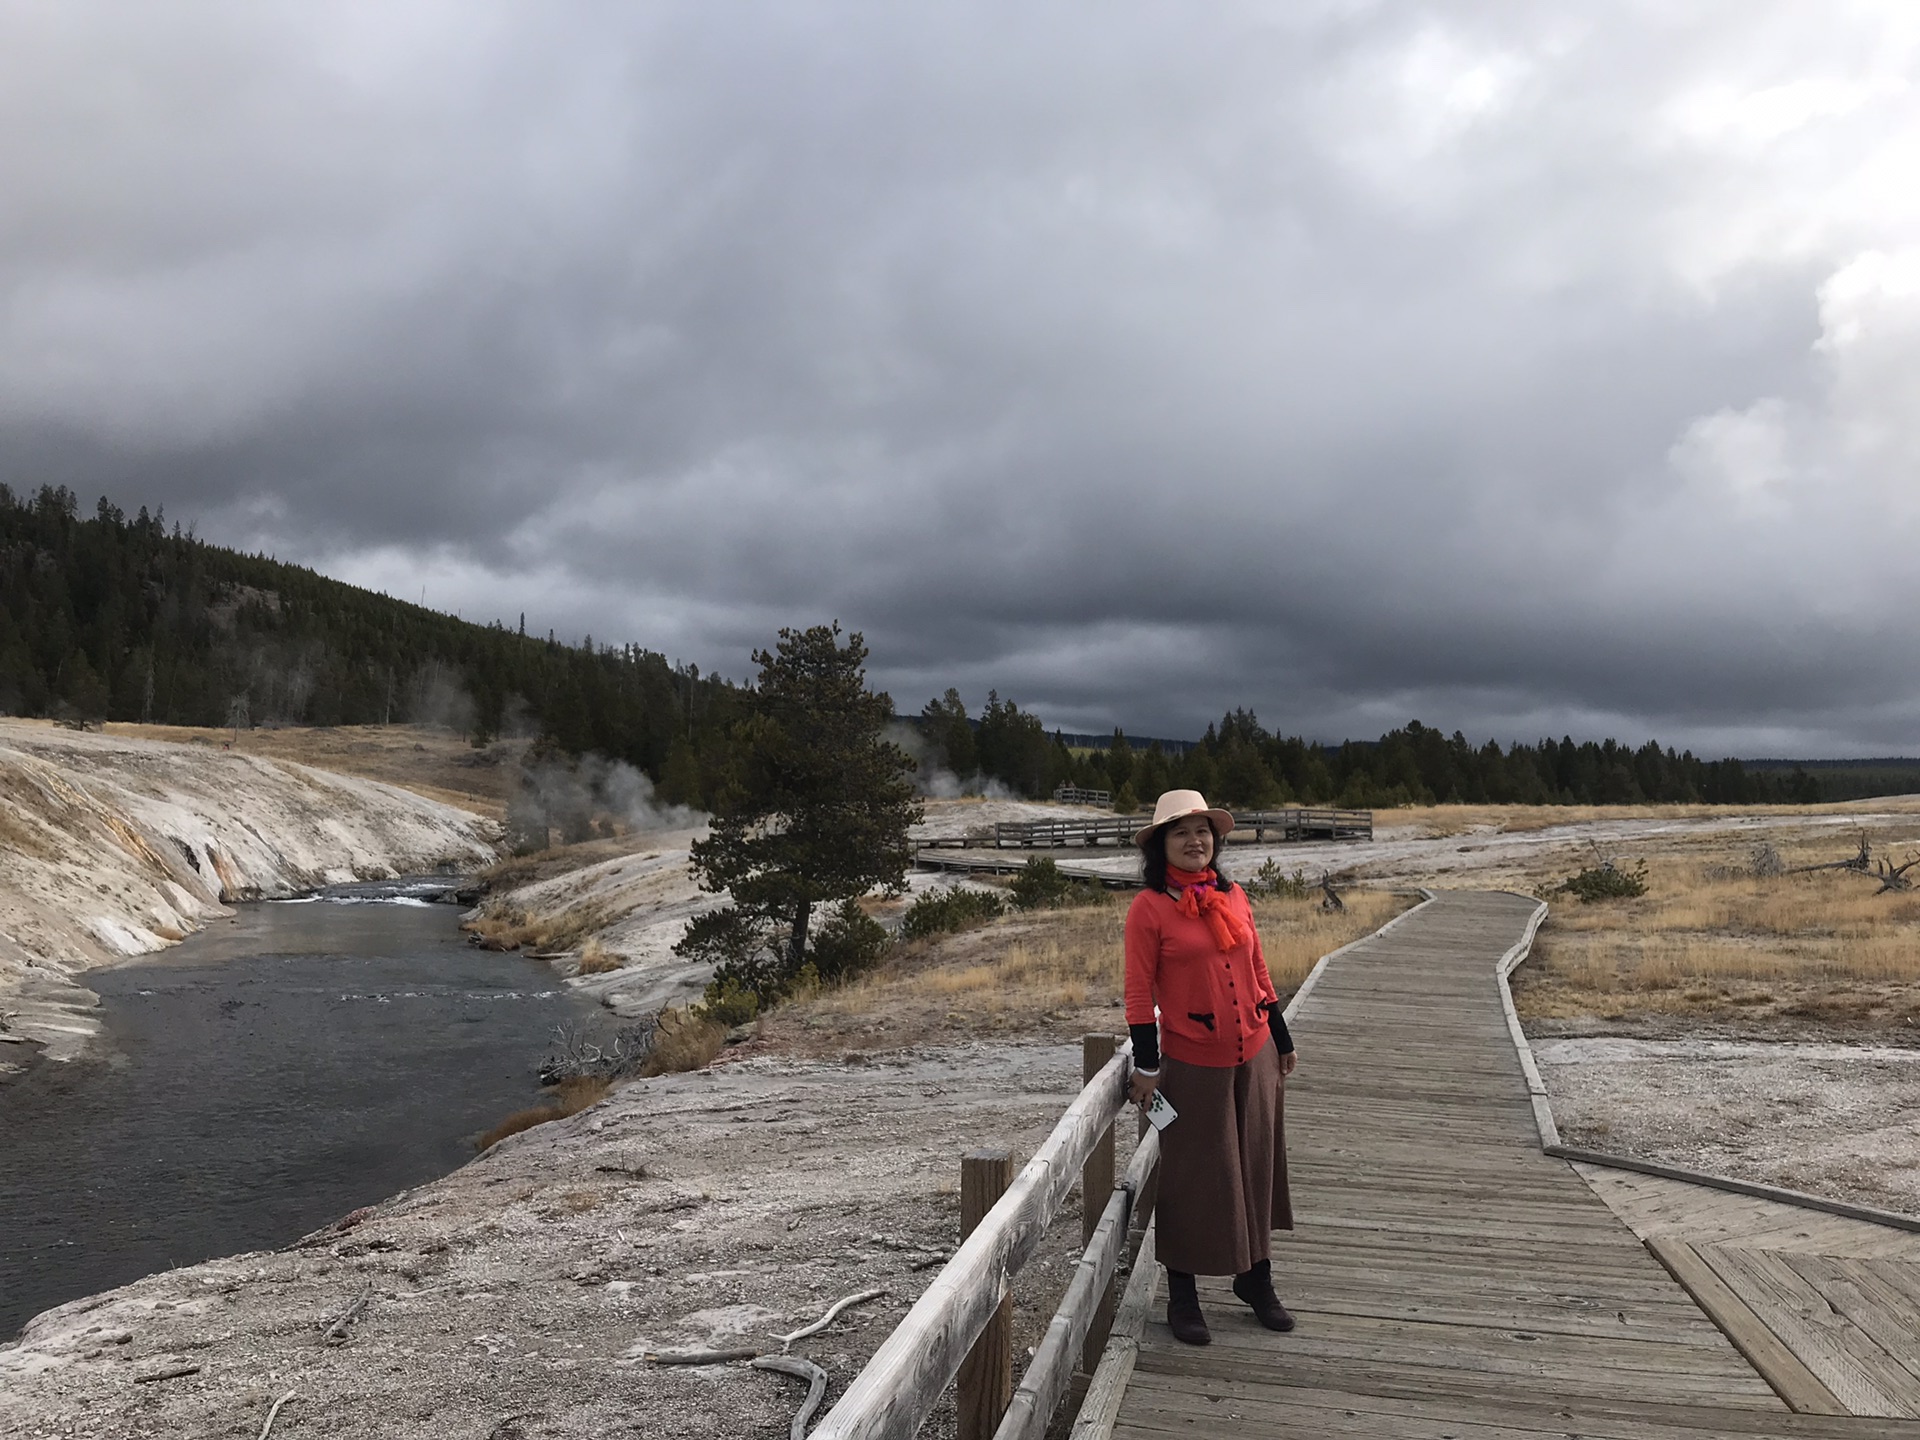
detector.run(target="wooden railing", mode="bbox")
[810,1036,1158,1440]
[1051,785,1113,807]
[987,807,1372,849]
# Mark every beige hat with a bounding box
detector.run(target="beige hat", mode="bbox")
[1132,789,1236,848]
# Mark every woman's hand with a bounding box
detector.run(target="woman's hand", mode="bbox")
[1128,1070,1160,1107]
[1278,1050,1297,1079]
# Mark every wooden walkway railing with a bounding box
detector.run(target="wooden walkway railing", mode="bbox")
[810,1036,1161,1440]
[915,808,1372,853]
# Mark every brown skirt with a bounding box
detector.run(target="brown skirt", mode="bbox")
[1154,1036,1292,1276]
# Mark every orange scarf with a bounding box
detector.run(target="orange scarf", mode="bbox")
[1166,865,1252,952]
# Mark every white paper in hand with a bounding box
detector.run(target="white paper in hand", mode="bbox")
[1143,1089,1177,1131]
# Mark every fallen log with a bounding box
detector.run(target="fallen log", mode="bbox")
[645,1346,761,1365]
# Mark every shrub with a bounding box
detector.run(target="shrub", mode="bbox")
[474,1075,610,1152]
[1245,859,1314,900]
[641,1008,728,1076]
[1558,859,1649,902]
[700,975,761,1028]
[807,899,891,983]
[1010,856,1101,911]
[685,907,792,1009]
[575,938,623,975]
[901,886,1008,940]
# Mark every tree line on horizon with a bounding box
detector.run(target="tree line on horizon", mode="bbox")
[0,483,1867,810]
[919,698,1825,810]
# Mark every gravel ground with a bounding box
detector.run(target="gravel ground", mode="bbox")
[0,1041,1122,1440]
[1535,1035,1920,1218]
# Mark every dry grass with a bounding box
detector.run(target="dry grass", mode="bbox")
[474,1075,611,1152]
[1513,826,1920,1031]
[1250,890,1409,992]
[97,720,528,818]
[764,887,1416,1054]
[475,835,666,892]
[574,938,624,975]
[462,897,617,954]
[640,1008,728,1076]
[1385,797,1920,841]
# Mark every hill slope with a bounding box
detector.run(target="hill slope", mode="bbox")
[0,485,741,791]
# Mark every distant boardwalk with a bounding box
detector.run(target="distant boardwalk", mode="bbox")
[916,808,1372,853]
[1114,891,1842,1440]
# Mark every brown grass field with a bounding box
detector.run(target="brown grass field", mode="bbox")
[758,887,1412,1055]
[1513,823,1920,1036]
[1385,796,1920,841]
[97,720,525,818]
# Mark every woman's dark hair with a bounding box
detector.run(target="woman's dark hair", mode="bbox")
[1140,822,1232,894]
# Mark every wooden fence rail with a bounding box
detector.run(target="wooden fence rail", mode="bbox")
[810,1037,1153,1440]
[986,808,1372,850]
[993,1127,1160,1440]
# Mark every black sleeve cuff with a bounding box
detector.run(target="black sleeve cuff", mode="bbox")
[1268,1006,1294,1055]
[1128,1021,1160,1071]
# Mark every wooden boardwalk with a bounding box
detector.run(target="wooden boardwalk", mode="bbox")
[1112,891,1920,1439]
[1579,1165,1920,1418]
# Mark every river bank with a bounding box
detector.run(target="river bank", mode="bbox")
[0,720,499,1063]
[0,888,608,1339]
[0,1040,1098,1440]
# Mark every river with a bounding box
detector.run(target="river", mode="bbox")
[0,882,605,1340]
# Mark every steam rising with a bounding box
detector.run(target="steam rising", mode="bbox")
[887,723,1013,801]
[507,752,704,850]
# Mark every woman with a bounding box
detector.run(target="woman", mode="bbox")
[1125,789,1296,1345]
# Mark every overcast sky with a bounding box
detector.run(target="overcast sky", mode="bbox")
[5,3,1919,755]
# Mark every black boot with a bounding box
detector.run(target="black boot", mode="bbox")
[1165,1269,1210,1346]
[1232,1259,1295,1332]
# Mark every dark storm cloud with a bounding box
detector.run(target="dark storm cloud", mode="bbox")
[5,2,1920,754]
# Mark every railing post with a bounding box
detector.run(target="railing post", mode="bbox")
[957,1148,1013,1440]
[1080,1036,1117,1377]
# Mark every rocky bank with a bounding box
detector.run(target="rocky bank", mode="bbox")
[0,720,499,1066]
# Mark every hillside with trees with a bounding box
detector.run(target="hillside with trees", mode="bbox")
[0,483,1843,811]
[0,484,743,804]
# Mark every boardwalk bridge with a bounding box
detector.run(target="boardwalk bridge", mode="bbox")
[812,891,1920,1440]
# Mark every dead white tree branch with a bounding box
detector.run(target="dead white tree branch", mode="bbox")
[752,1355,831,1440]
[776,1287,888,1354]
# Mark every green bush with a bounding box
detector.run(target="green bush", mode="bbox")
[699,975,761,1027]
[901,886,1008,940]
[806,899,892,984]
[1244,858,1314,899]
[1009,856,1101,911]
[1557,859,1648,902]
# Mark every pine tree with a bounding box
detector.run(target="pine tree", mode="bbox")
[679,624,920,1003]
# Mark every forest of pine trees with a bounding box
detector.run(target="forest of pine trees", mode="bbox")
[0,484,743,803]
[910,700,1825,810]
[0,483,1840,809]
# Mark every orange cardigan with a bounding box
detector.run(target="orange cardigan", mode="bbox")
[1125,884,1285,1068]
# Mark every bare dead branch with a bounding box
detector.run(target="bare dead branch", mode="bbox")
[257,1391,298,1440]
[134,1364,201,1384]
[1786,832,1875,876]
[644,1346,761,1365]
[320,1282,373,1346]
[776,1287,888,1353]
[752,1355,831,1440]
